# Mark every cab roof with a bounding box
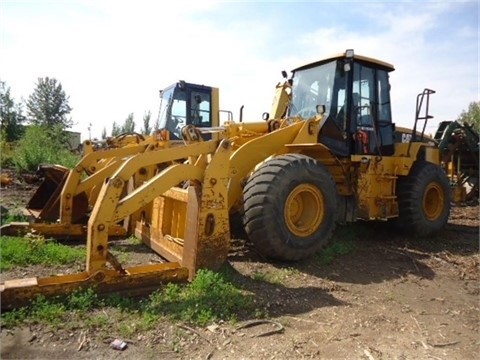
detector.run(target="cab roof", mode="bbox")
[292,51,395,72]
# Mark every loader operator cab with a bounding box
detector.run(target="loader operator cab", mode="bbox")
[288,49,395,157]
[157,81,217,140]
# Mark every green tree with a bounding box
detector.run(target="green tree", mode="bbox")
[111,121,121,136]
[457,101,480,132]
[101,126,107,140]
[121,113,135,134]
[111,114,138,137]
[26,77,73,129]
[0,81,25,142]
[142,110,152,135]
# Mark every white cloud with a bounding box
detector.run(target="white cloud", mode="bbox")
[1,1,477,139]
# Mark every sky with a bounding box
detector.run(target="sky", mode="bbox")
[1,0,478,141]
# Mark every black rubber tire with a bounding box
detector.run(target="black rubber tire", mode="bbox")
[242,154,337,261]
[396,160,451,236]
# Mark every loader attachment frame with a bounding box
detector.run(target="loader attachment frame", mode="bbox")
[1,138,232,309]
[1,117,321,310]
[1,264,189,310]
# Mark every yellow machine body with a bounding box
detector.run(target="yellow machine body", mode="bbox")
[0,52,451,309]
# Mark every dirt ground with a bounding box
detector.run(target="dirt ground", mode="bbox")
[0,178,479,360]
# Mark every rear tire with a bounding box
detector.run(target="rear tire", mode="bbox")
[396,161,451,236]
[242,154,337,261]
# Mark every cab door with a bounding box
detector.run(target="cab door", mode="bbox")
[186,84,213,140]
[351,62,394,155]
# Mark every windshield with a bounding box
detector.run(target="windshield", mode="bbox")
[288,60,346,120]
[157,85,187,140]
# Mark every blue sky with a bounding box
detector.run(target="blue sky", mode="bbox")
[1,0,478,140]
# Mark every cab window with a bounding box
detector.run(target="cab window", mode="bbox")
[190,91,211,127]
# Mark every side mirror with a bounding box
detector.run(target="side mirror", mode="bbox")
[262,112,270,121]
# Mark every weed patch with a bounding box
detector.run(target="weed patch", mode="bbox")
[0,235,85,270]
[0,211,28,226]
[146,269,255,325]
[317,225,358,265]
[0,269,260,330]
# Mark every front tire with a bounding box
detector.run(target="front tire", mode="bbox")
[396,160,451,236]
[242,154,337,261]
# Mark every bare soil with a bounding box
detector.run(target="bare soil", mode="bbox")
[0,177,479,360]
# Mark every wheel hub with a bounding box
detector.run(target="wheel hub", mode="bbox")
[284,183,324,237]
[423,182,444,221]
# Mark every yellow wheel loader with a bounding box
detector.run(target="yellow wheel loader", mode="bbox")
[0,50,451,310]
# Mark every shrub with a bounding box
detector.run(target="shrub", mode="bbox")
[11,125,79,172]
